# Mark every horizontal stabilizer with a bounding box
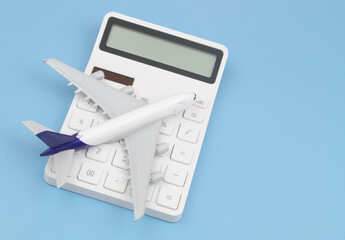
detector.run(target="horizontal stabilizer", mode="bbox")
[37,131,77,149]
[22,121,77,148]
[22,121,52,134]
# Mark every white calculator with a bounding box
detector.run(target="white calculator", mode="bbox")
[44,12,228,222]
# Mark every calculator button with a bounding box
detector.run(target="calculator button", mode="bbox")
[160,117,177,136]
[77,97,98,112]
[157,185,181,210]
[177,122,200,143]
[183,106,205,123]
[112,149,129,170]
[104,170,129,193]
[51,159,76,177]
[164,165,188,187]
[193,97,208,109]
[78,162,103,185]
[86,144,111,163]
[69,111,93,131]
[171,144,194,165]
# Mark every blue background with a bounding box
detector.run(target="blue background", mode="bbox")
[1,0,344,239]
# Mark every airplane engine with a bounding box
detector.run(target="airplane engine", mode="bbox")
[90,70,105,80]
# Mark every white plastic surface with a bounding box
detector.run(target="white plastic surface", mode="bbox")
[53,149,75,188]
[22,121,53,134]
[44,12,228,222]
[44,59,193,221]
[78,93,194,146]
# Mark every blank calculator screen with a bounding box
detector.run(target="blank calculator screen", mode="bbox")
[105,24,217,78]
[99,17,224,84]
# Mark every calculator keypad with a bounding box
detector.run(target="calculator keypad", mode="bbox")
[48,92,209,221]
[183,106,205,123]
[177,121,200,143]
[193,96,208,109]
[112,149,130,170]
[164,164,188,187]
[171,144,194,165]
[78,162,103,185]
[104,170,129,193]
[157,185,182,210]
[69,112,93,131]
[160,116,177,136]
[86,144,111,163]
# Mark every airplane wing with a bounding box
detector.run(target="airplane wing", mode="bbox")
[125,121,161,221]
[43,58,145,116]
[44,58,160,221]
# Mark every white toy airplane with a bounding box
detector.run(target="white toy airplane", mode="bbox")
[23,59,195,221]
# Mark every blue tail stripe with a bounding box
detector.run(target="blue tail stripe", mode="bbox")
[36,131,77,148]
[40,139,89,156]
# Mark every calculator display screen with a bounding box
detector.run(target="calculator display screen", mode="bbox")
[100,18,223,84]
[106,24,216,78]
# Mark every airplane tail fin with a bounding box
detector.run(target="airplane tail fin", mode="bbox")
[23,121,77,188]
[22,121,77,149]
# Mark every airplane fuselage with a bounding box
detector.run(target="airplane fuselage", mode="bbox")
[40,93,195,156]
